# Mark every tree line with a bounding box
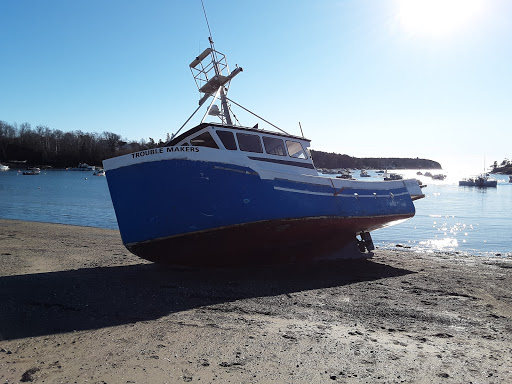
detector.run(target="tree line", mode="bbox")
[0,119,445,170]
[0,120,167,168]
[491,159,512,174]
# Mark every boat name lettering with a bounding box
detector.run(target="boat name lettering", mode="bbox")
[166,147,199,153]
[132,148,164,158]
[131,147,199,158]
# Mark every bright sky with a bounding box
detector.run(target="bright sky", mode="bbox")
[1,0,511,171]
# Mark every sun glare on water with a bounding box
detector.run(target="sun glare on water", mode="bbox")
[396,0,485,38]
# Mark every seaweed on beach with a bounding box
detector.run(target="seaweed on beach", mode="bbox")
[20,367,39,382]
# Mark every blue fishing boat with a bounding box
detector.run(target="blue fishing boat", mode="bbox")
[103,38,424,266]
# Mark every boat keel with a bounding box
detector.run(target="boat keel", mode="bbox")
[125,217,389,267]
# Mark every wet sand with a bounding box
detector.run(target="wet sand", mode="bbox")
[0,219,511,383]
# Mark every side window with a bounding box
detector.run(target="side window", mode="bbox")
[286,140,307,159]
[236,133,263,153]
[263,136,286,156]
[189,132,219,148]
[216,130,237,150]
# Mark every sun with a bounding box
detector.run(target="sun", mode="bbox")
[396,0,485,38]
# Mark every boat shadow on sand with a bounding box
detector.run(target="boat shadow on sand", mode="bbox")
[0,259,414,340]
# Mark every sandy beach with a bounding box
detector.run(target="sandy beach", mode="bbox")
[0,219,511,383]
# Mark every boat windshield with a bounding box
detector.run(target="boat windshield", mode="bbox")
[263,137,287,156]
[286,140,307,159]
[189,132,218,148]
[216,130,238,150]
[236,133,263,153]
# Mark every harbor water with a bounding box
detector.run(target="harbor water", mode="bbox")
[0,169,118,230]
[0,168,511,258]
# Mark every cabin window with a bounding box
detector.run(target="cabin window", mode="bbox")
[286,140,307,159]
[189,132,218,148]
[216,130,238,150]
[237,133,263,153]
[263,136,286,156]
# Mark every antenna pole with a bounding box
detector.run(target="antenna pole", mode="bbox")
[201,0,213,41]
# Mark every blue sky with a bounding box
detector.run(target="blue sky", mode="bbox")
[1,0,511,171]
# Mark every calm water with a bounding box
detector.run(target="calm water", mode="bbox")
[0,169,118,230]
[0,168,511,257]
[371,170,512,258]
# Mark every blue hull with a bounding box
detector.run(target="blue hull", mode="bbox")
[106,159,415,265]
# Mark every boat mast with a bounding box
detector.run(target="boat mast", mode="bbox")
[208,36,233,125]
[196,0,238,125]
[169,0,291,142]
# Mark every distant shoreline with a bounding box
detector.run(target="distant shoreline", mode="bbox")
[310,150,441,170]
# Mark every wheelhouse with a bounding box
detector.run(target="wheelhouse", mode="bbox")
[169,122,316,173]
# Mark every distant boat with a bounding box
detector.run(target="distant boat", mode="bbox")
[432,174,446,180]
[509,175,512,183]
[22,167,40,175]
[336,170,353,179]
[0,164,9,171]
[416,171,423,175]
[459,174,497,188]
[317,168,338,175]
[424,172,432,177]
[71,163,95,171]
[384,173,403,181]
[360,169,370,177]
[93,169,106,176]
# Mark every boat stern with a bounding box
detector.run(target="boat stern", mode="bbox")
[403,179,425,201]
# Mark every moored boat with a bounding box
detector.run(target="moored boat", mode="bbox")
[0,164,9,171]
[383,171,403,181]
[336,170,353,179]
[103,38,425,266]
[71,163,95,171]
[459,174,497,187]
[22,167,40,175]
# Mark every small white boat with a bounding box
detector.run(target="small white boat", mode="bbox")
[336,170,353,179]
[0,164,9,171]
[360,169,370,177]
[22,168,40,175]
[93,169,106,176]
[384,173,403,181]
[71,163,96,171]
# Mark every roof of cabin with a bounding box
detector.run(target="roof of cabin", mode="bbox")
[168,122,311,146]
